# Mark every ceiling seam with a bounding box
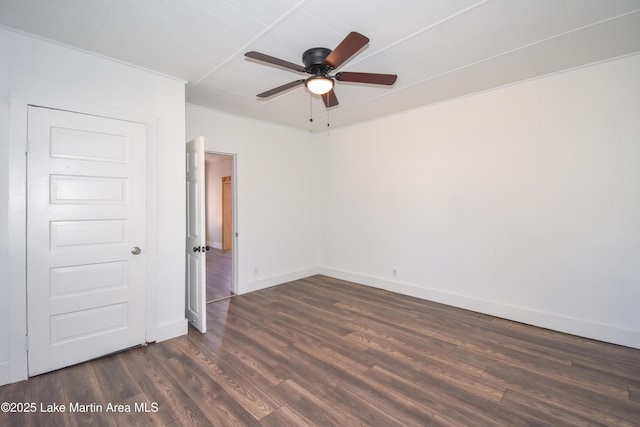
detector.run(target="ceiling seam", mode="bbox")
[344,0,492,68]
[321,8,640,120]
[188,0,312,88]
[197,1,492,112]
[0,23,188,83]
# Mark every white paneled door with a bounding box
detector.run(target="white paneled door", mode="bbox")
[27,106,147,376]
[185,137,206,333]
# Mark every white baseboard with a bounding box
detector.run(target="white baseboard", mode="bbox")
[0,361,12,386]
[318,267,640,349]
[211,242,222,250]
[0,362,10,386]
[154,318,188,343]
[243,266,320,294]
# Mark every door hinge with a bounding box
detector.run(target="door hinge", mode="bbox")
[25,335,29,351]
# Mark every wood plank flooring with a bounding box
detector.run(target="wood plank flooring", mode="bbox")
[2,275,639,426]
[206,248,232,302]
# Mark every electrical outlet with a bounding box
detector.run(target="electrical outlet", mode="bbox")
[254,266,259,275]
[392,269,397,278]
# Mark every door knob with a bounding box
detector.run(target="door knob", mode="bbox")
[193,246,202,252]
[131,246,142,255]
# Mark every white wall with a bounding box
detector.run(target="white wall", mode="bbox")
[205,154,231,248]
[319,54,640,349]
[0,28,186,384]
[187,105,320,294]
[2,29,637,389]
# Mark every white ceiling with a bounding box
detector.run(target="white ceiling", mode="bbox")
[2,0,640,131]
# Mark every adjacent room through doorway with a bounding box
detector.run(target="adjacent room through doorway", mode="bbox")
[204,153,233,302]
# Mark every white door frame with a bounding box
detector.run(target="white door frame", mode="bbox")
[205,150,238,296]
[7,90,159,382]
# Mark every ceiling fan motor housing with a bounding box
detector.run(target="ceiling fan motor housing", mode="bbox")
[303,47,332,73]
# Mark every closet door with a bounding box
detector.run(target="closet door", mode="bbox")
[27,106,147,375]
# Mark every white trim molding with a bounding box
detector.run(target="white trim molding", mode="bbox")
[155,319,188,343]
[319,267,640,350]
[0,362,10,386]
[243,266,320,295]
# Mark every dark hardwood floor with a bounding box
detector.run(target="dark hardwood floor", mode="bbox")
[2,275,639,426]
[206,248,232,302]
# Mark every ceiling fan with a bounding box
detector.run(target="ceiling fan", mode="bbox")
[245,32,397,108]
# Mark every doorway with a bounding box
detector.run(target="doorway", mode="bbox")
[204,153,234,303]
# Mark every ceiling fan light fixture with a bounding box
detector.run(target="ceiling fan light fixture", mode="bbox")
[305,76,334,95]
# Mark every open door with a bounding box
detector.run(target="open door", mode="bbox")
[185,137,206,333]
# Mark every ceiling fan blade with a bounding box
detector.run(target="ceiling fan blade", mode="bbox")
[324,32,369,69]
[335,71,397,85]
[257,80,305,98]
[322,89,339,108]
[245,51,306,73]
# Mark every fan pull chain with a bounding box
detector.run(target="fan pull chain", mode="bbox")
[309,95,313,123]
